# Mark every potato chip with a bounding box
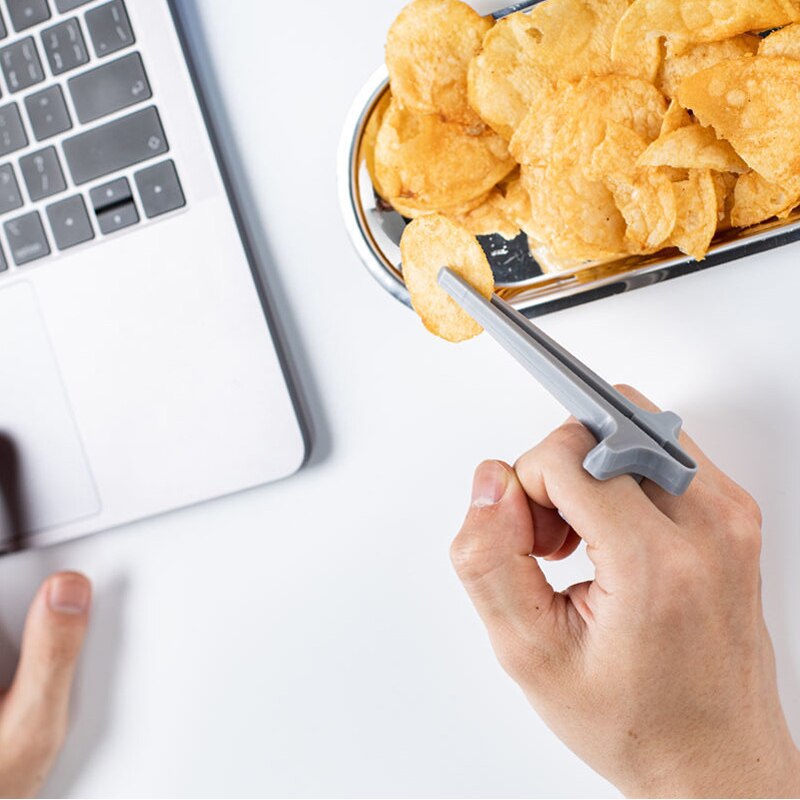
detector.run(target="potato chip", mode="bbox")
[529,241,594,274]
[468,0,631,137]
[511,75,666,167]
[609,169,677,253]
[521,164,628,261]
[677,56,800,193]
[637,124,748,173]
[612,0,800,60]
[658,35,760,99]
[760,23,800,59]
[363,91,393,201]
[670,169,718,259]
[467,13,555,140]
[502,175,532,230]
[712,170,738,229]
[730,170,800,227]
[660,99,692,136]
[391,191,491,220]
[584,122,649,182]
[374,100,516,214]
[521,0,630,74]
[610,33,662,84]
[400,215,494,342]
[386,0,492,128]
[444,188,521,239]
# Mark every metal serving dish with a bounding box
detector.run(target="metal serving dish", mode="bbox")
[338,66,800,319]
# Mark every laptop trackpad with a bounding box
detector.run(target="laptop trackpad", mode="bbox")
[0,282,99,542]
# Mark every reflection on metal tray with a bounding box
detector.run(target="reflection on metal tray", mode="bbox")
[337,67,800,319]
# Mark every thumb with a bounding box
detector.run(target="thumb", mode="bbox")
[0,572,91,793]
[451,461,559,654]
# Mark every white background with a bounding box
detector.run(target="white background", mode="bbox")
[0,0,797,797]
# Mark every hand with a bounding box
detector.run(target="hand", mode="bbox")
[0,572,91,798]
[451,386,800,798]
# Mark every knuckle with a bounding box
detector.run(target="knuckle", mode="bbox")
[547,422,593,457]
[450,531,492,586]
[735,488,763,527]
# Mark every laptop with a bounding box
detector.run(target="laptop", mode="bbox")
[0,0,309,550]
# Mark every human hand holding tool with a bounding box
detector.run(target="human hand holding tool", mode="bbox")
[451,384,799,797]
[441,271,798,796]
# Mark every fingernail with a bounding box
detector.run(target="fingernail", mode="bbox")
[48,574,91,615]
[471,461,508,508]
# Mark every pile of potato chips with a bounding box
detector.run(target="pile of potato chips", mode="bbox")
[371,0,800,341]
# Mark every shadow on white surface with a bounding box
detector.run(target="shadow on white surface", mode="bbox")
[172,0,332,470]
[43,574,128,799]
[681,379,800,743]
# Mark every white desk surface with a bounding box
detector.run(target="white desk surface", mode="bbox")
[0,1,797,797]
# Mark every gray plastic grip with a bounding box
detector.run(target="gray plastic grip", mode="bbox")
[438,268,697,496]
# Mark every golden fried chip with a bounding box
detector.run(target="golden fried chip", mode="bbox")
[511,75,666,167]
[730,171,800,227]
[584,122,649,182]
[363,91,393,201]
[660,99,692,136]
[374,100,516,214]
[670,169,718,259]
[637,124,748,173]
[502,176,532,230]
[521,165,628,261]
[612,0,800,60]
[760,23,800,59]
[528,241,593,274]
[467,13,555,140]
[470,0,631,132]
[386,0,491,128]
[609,169,677,253]
[677,56,800,193]
[520,0,630,75]
[390,191,491,220]
[400,215,494,342]
[712,170,738,229]
[659,35,760,98]
[446,188,521,240]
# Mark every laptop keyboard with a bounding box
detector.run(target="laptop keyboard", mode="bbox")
[0,0,185,274]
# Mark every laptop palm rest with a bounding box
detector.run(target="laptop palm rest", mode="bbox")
[0,283,100,544]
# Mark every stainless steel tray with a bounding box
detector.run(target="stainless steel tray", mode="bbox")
[338,66,800,319]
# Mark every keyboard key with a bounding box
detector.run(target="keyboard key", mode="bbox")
[0,13,7,41]
[0,245,7,272]
[0,36,44,92]
[20,145,65,200]
[69,52,150,124]
[25,84,71,140]
[0,103,27,155]
[85,0,133,58]
[55,0,92,10]
[63,106,168,185]
[135,160,185,218]
[7,0,50,32]
[89,174,130,210]
[90,175,139,235]
[0,163,22,213]
[47,194,93,249]
[96,198,137,233]
[41,17,88,75]
[5,210,49,264]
